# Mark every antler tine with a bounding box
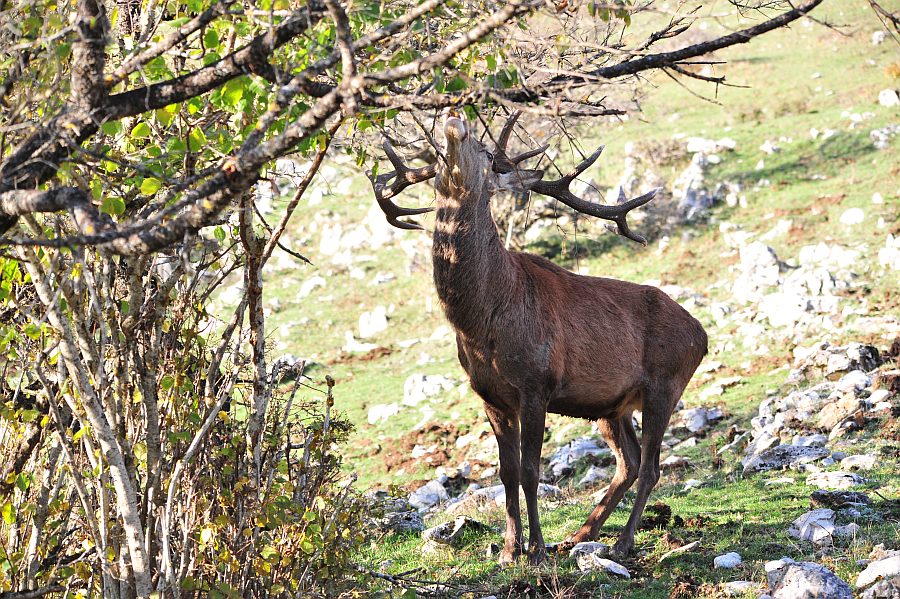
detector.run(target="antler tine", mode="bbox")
[369,139,436,230]
[493,111,551,172]
[496,110,522,154]
[528,145,658,245]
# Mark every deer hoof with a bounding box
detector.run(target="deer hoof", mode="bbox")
[612,538,634,557]
[498,548,519,567]
[527,546,547,566]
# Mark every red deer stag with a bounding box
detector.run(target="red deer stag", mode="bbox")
[369,111,708,565]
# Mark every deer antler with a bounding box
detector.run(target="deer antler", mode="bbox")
[493,111,658,245]
[493,111,549,173]
[369,139,436,230]
[530,151,660,245]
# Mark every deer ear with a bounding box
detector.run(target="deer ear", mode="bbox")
[495,169,544,193]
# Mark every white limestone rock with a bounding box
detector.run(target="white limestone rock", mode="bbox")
[714,552,742,569]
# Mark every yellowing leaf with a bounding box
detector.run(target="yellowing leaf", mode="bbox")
[1,502,15,525]
[140,178,162,195]
[131,122,151,139]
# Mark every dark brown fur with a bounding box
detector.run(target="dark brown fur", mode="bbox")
[428,116,707,565]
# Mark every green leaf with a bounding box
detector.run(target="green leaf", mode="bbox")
[222,78,245,107]
[213,226,226,243]
[160,375,175,390]
[188,129,207,152]
[16,473,30,493]
[131,122,152,139]
[101,197,126,216]
[140,178,162,195]
[203,28,219,49]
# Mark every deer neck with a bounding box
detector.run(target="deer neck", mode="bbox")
[431,185,517,335]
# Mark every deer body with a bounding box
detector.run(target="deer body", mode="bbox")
[373,113,707,565]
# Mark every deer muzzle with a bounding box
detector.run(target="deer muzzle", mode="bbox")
[444,115,469,143]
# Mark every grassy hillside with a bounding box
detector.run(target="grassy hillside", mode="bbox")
[219,2,899,596]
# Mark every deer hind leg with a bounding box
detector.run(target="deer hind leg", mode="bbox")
[484,403,523,566]
[568,414,641,544]
[519,402,547,565]
[613,384,673,556]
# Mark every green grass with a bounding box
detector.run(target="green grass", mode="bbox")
[239,1,900,595]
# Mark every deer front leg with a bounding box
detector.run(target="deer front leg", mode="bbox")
[519,403,547,565]
[484,403,522,566]
[568,415,641,544]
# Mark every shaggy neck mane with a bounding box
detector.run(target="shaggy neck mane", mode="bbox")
[432,170,519,337]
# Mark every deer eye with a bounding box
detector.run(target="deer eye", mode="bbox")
[484,150,494,162]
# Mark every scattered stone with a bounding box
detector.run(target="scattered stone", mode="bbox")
[403,374,456,406]
[871,124,900,150]
[569,541,610,559]
[834,523,860,537]
[879,235,900,271]
[861,577,900,599]
[839,208,865,226]
[343,331,379,353]
[718,431,750,455]
[818,395,862,430]
[579,465,610,487]
[869,389,891,405]
[676,405,727,431]
[878,89,900,108]
[791,342,882,383]
[872,31,886,45]
[765,558,852,599]
[841,454,878,471]
[788,508,836,544]
[409,480,449,511]
[806,471,865,490]
[359,305,389,338]
[792,434,827,447]
[576,553,631,578]
[547,436,609,478]
[422,516,492,547]
[367,403,400,425]
[714,552,742,569]
[743,445,829,473]
[682,479,703,491]
[724,581,762,597]
[448,483,562,514]
[368,492,426,534]
[673,437,698,450]
[298,275,326,297]
[836,370,871,394]
[685,137,736,154]
[436,462,472,481]
[678,407,710,432]
[760,140,781,154]
[810,489,872,509]
[857,556,900,589]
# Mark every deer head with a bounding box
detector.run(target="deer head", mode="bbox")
[369,110,660,244]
